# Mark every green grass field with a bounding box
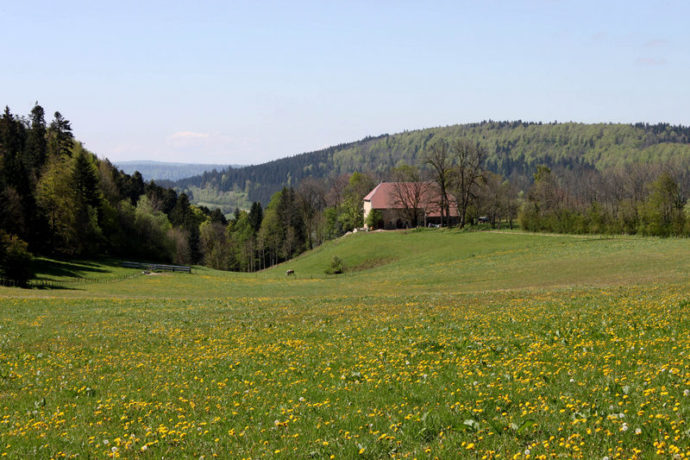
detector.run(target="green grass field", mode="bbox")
[0,230,688,458]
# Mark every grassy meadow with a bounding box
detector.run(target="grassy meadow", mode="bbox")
[0,230,688,458]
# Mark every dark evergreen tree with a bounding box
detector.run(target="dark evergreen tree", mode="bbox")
[248,202,263,232]
[145,181,178,214]
[24,103,47,177]
[170,193,202,262]
[73,149,101,208]
[210,208,227,225]
[48,111,73,158]
[121,171,145,205]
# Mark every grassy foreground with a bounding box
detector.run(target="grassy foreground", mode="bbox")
[0,231,688,459]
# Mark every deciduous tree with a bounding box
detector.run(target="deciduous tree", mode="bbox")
[450,139,486,228]
[424,139,454,226]
[390,164,430,227]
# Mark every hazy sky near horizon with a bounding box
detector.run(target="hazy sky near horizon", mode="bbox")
[2,1,689,165]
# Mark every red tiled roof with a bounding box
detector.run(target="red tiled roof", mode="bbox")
[363,182,459,217]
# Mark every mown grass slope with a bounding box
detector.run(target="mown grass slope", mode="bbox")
[271,229,690,293]
[10,229,688,299]
[0,231,688,458]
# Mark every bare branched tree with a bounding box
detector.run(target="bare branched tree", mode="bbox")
[325,174,350,207]
[390,164,431,227]
[450,139,486,228]
[424,139,454,226]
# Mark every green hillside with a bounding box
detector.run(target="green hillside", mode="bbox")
[262,229,690,294]
[176,121,690,206]
[16,230,690,299]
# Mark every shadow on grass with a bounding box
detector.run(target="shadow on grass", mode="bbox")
[33,258,108,280]
[29,283,78,291]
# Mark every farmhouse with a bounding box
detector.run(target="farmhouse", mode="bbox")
[363,182,459,229]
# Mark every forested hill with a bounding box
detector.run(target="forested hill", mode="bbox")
[176,121,690,207]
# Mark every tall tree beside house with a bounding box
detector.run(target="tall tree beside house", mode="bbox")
[450,139,486,228]
[390,164,430,227]
[341,172,376,230]
[325,174,350,208]
[424,139,454,226]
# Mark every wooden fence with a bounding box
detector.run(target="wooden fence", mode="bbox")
[121,262,192,273]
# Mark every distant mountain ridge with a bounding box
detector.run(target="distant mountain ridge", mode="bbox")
[173,121,690,209]
[114,160,242,182]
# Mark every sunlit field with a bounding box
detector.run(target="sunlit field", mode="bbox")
[1,231,688,458]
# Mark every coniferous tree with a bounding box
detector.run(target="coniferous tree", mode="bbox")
[0,107,33,243]
[210,208,228,225]
[248,202,263,233]
[71,148,103,254]
[24,103,47,177]
[48,111,73,158]
[121,171,145,205]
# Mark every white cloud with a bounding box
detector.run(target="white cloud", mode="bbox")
[635,57,667,66]
[166,131,213,150]
[169,131,210,140]
[643,39,668,48]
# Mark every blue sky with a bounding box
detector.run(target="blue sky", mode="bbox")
[2,1,688,164]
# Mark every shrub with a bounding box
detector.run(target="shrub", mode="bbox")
[325,255,345,275]
[366,209,383,229]
[0,232,34,286]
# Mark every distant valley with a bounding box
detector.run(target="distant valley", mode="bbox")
[114,160,243,182]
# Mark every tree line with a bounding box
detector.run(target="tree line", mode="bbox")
[0,104,228,283]
[2,103,689,284]
[175,121,690,208]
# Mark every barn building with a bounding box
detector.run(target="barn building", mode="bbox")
[362,182,459,229]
